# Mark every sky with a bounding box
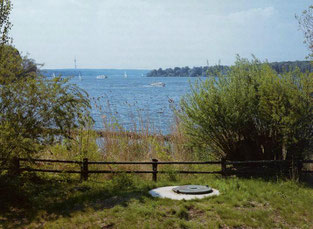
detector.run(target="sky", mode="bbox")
[10,0,312,69]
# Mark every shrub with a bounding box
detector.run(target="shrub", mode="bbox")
[0,75,92,163]
[178,56,313,161]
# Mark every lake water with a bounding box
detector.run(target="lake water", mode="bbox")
[42,69,199,134]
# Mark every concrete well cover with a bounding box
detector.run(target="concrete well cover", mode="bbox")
[149,186,220,200]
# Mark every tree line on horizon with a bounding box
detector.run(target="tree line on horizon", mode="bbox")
[147,60,313,77]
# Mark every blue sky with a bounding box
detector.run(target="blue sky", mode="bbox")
[10,0,311,69]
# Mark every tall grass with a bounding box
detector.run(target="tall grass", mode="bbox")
[97,98,192,163]
[35,97,196,178]
[93,98,195,175]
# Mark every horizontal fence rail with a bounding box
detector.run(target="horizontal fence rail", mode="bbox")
[1,157,312,182]
[21,168,81,174]
[19,158,82,164]
[88,161,221,165]
[226,160,313,165]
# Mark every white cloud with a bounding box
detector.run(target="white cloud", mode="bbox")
[227,7,275,25]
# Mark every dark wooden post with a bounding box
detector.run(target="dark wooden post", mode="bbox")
[152,159,158,182]
[297,160,303,181]
[221,158,227,177]
[291,157,299,180]
[81,158,88,181]
[10,157,20,176]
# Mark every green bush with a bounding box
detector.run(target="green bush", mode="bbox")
[0,1,93,164]
[0,1,93,166]
[179,56,313,161]
[0,75,92,162]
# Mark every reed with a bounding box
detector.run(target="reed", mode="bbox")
[95,98,190,161]
[36,97,195,178]
[96,98,194,175]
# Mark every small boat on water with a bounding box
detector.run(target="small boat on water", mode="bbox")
[124,72,128,78]
[96,75,108,79]
[150,82,165,87]
[78,72,82,81]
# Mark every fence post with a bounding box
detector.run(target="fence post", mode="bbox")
[297,160,303,181]
[221,158,227,177]
[152,159,158,182]
[290,157,302,181]
[81,158,88,181]
[9,157,20,177]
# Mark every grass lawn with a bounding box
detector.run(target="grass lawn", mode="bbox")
[0,172,312,229]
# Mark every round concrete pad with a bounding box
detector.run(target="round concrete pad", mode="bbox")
[149,186,220,200]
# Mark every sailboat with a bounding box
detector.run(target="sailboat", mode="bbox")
[124,71,128,78]
[74,57,82,80]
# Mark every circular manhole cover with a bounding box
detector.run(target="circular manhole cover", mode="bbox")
[172,185,213,195]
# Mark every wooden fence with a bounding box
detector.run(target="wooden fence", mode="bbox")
[1,157,313,182]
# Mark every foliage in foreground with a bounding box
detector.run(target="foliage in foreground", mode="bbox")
[179,57,313,161]
[0,173,312,228]
[0,72,92,163]
[0,0,92,165]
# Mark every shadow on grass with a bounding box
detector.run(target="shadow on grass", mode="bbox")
[1,171,312,228]
[301,174,313,188]
[0,173,150,228]
[227,164,313,188]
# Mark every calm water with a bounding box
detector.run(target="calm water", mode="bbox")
[42,69,199,134]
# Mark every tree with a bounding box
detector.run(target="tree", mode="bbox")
[296,5,313,59]
[0,45,38,84]
[0,0,92,164]
[0,76,92,161]
[178,57,313,161]
[0,0,12,45]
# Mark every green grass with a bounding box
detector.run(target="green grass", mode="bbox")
[1,172,313,229]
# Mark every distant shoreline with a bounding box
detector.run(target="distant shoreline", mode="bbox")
[146,60,313,77]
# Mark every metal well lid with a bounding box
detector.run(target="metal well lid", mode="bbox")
[172,185,213,195]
